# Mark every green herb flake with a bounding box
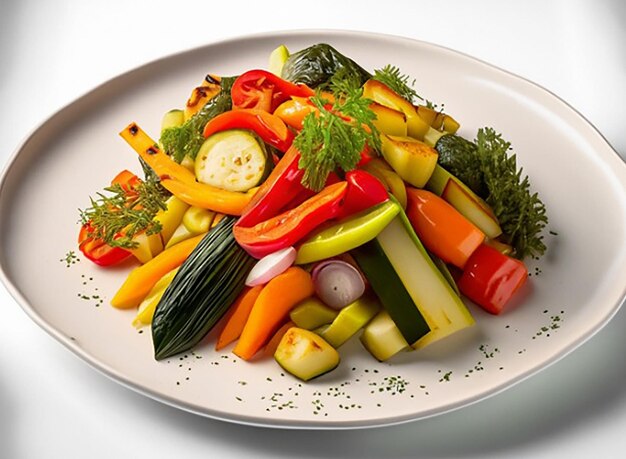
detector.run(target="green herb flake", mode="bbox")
[60,251,79,267]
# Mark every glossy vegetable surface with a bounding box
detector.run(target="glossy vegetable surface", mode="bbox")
[406,188,485,269]
[457,244,528,314]
[233,267,314,360]
[231,69,313,112]
[152,218,254,359]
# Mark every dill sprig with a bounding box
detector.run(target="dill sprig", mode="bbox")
[475,128,548,259]
[373,65,421,104]
[79,173,169,249]
[294,71,380,191]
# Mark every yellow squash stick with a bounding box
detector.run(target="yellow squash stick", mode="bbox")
[119,123,254,215]
[111,233,206,309]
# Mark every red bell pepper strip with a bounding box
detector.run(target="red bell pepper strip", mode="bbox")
[457,244,528,315]
[231,70,314,113]
[233,182,348,259]
[237,146,306,228]
[203,109,294,152]
[406,188,485,269]
[335,170,388,220]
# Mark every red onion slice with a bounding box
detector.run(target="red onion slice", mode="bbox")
[312,260,365,310]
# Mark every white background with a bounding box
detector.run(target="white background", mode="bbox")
[1,0,625,457]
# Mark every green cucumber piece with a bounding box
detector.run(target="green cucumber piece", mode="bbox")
[274,327,340,381]
[195,129,271,192]
[429,252,461,296]
[360,310,410,361]
[319,296,380,348]
[295,200,400,265]
[351,240,430,345]
[289,298,338,330]
[152,217,255,359]
[375,212,475,349]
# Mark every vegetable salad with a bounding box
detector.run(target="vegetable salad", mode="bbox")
[77,43,548,381]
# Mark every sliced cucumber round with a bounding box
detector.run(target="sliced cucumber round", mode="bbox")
[195,129,270,192]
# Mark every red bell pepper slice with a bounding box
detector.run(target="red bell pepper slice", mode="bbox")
[233,181,348,259]
[237,146,306,228]
[457,244,528,314]
[78,170,142,267]
[336,170,388,219]
[78,223,132,266]
[203,109,294,152]
[231,70,314,113]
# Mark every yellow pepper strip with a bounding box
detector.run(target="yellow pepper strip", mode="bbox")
[132,268,179,327]
[160,178,254,215]
[119,123,256,215]
[111,233,206,309]
[120,123,196,183]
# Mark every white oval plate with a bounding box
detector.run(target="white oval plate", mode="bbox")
[1,31,625,429]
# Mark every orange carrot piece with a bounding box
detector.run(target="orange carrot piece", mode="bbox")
[110,233,206,309]
[215,285,264,351]
[233,267,314,360]
[263,321,295,357]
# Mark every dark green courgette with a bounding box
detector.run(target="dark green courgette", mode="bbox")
[152,216,255,359]
[432,134,486,197]
[351,240,430,345]
[281,43,371,88]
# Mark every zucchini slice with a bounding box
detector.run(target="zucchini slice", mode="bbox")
[351,240,431,346]
[274,327,340,381]
[375,212,474,349]
[195,129,271,192]
[360,310,410,361]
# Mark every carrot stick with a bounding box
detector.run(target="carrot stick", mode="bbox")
[233,267,314,360]
[215,285,264,351]
[111,233,206,309]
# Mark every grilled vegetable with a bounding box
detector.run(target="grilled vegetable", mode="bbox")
[195,130,272,192]
[274,327,340,382]
[281,43,371,88]
[151,217,255,359]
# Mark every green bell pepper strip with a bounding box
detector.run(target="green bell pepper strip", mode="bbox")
[295,200,401,265]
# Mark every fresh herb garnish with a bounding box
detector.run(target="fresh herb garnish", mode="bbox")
[438,128,548,259]
[294,72,380,191]
[160,77,235,163]
[476,128,548,259]
[79,170,169,249]
[373,65,421,104]
[373,65,444,112]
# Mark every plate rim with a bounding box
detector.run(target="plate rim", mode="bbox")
[1,28,626,430]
